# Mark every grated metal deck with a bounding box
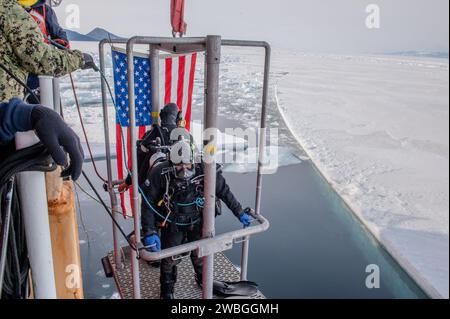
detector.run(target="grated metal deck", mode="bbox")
[107,246,265,299]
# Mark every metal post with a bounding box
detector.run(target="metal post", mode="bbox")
[99,42,122,268]
[14,76,57,299]
[202,35,221,299]
[150,45,160,124]
[240,44,271,281]
[52,78,61,115]
[127,40,142,299]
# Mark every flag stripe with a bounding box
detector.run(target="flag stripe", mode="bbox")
[181,54,191,119]
[139,126,146,139]
[115,123,127,215]
[170,57,179,106]
[165,58,172,105]
[126,128,135,214]
[177,55,186,110]
[126,128,132,170]
[185,53,197,131]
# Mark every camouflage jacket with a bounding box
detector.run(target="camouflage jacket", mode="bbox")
[0,0,84,102]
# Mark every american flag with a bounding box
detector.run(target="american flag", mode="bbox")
[160,52,197,131]
[112,48,197,217]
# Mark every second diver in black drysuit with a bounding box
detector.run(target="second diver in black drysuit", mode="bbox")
[118,102,190,193]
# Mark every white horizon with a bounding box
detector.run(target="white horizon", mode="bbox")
[53,0,449,54]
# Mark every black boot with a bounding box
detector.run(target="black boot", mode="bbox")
[192,255,203,288]
[160,267,177,299]
[195,274,202,288]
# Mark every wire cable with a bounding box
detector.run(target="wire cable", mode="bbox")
[69,73,108,183]
[0,62,40,104]
[80,171,137,251]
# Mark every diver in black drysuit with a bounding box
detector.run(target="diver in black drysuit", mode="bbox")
[119,103,189,191]
[140,140,251,299]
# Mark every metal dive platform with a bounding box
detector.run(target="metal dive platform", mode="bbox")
[106,249,265,299]
[99,35,271,299]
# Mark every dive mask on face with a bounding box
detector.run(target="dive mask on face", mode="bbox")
[174,163,196,180]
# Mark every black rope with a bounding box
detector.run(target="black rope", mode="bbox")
[1,184,29,299]
[81,171,138,252]
[0,61,40,104]
[0,144,56,186]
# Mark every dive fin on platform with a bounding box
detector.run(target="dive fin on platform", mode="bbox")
[212,280,259,297]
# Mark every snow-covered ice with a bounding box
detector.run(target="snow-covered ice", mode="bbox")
[275,51,449,298]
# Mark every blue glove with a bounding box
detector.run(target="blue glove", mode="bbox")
[238,209,252,228]
[143,234,161,252]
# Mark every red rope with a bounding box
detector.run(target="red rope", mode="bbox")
[69,73,108,183]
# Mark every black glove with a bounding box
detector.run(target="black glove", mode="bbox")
[82,53,98,71]
[31,106,84,181]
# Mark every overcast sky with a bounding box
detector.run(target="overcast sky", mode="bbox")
[54,0,449,53]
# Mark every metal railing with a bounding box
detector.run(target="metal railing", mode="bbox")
[99,36,271,299]
[137,212,269,261]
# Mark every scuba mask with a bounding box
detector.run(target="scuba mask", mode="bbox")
[170,139,196,180]
[174,163,196,181]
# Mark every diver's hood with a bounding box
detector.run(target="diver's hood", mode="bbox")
[160,103,179,129]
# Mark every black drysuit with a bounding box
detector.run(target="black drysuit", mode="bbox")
[140,160,243,296]
[124,102,191,187]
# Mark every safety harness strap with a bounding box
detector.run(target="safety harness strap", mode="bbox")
[29,6,50,42]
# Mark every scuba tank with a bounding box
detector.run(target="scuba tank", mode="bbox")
[148,144,167,171]
[135,126,170,186]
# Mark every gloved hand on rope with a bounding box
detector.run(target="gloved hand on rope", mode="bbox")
[82,53,99,71]
[238,207,253,228]
[31,105,84,181]
[143,233,161,252]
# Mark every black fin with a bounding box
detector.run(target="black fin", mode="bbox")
[213,280,259,297]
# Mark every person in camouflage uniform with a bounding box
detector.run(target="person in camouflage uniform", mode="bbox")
[0,0,95,179]
[0,0,93,102]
